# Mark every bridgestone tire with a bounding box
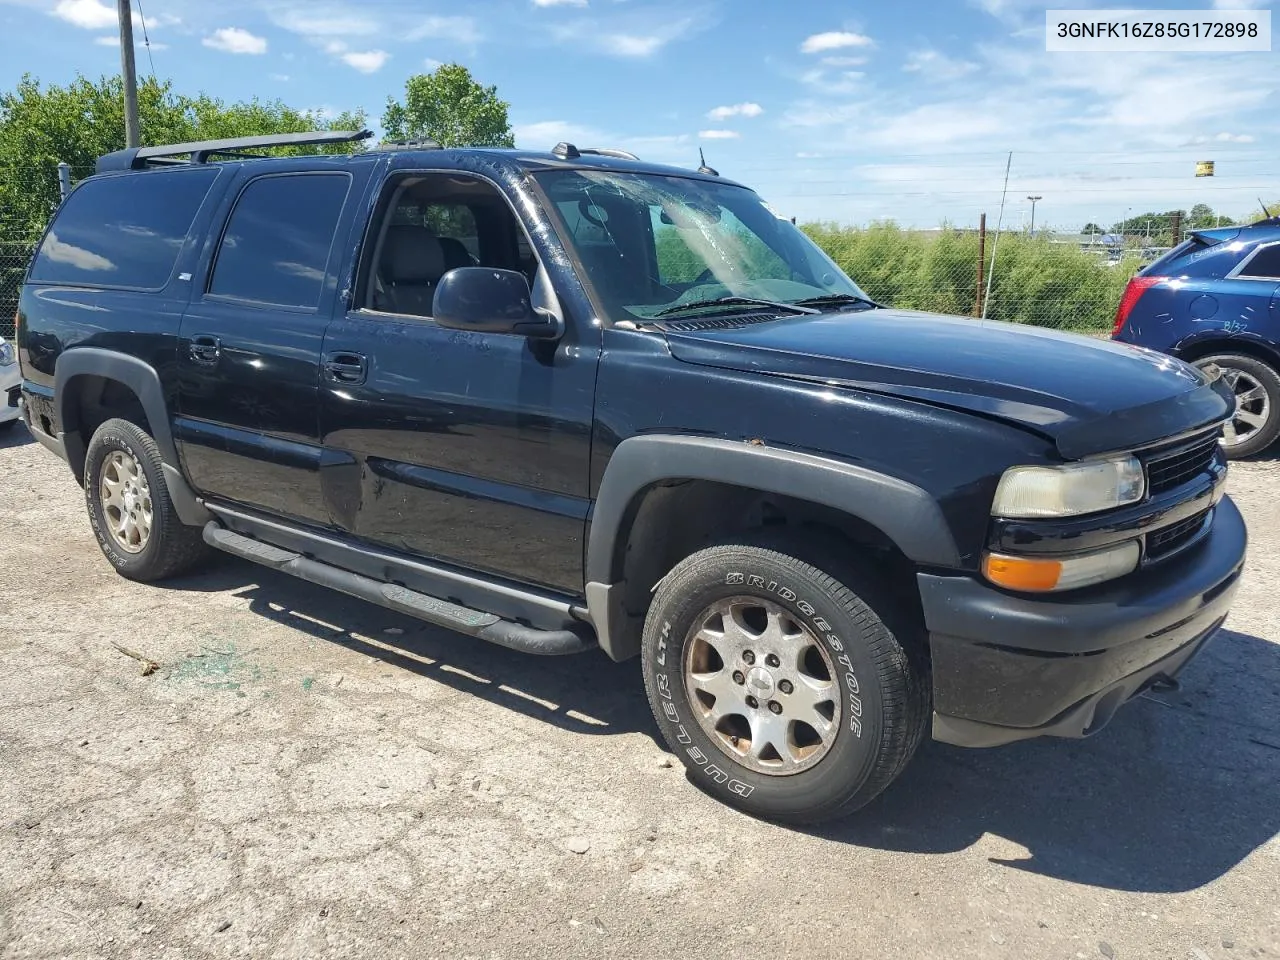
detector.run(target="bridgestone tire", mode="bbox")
[641,539,929,824]
[84,418,208,582]
[1194,353,1280,459]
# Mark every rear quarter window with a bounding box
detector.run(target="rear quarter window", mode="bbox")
[28,167,219,289]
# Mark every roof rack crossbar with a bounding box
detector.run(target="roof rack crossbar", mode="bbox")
[551,142,640,162]
[96,129,373,173]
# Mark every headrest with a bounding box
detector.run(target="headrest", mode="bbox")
[383,225,445,284]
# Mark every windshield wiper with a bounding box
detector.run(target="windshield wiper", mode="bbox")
[653,296,819,318]
[791,293,880,310]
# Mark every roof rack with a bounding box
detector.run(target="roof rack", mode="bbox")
[96,129,374,173]
[551,142,640,162]
[373,138,443,152]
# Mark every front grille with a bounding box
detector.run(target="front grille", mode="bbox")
[1144,432,1220,495]
[1146,508,1211,560]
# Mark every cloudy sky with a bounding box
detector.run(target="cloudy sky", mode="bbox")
[1,0,1276,230]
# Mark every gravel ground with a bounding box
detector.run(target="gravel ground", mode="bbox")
[1,425,1278,960]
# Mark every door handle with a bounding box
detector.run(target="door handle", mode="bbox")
[323,351,367,384]
[189,334,220,365]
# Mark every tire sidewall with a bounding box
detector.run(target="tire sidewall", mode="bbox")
[85,424,165,576]
[643,547,889,819]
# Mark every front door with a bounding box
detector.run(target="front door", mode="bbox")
[317,172,599,594]
[176,164,362,525]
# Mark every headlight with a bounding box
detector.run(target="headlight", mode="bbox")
[0,342,13,366]
[984,541,1141,593]
[992,455,1144,518]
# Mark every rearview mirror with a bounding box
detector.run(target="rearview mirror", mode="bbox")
[433,267,561,339]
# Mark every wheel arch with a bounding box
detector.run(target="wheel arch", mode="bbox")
[584,435,959,661]
[1174,334,1280,369]
[55,348,208,525]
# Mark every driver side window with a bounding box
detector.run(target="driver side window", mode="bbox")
[365,176,536,319]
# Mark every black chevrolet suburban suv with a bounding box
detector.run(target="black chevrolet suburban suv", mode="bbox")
[17,130,1246,823]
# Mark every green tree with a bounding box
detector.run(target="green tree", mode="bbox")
[0,73,365,245]
[1081,222,1104,235]
[382,64,514,148]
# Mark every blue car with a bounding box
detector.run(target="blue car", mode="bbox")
[1113,216,1280,457]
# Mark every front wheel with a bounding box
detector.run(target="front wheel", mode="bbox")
[641,539,929,824]
[1195,353,1280,458]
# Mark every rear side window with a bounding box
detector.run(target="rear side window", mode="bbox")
[208,173,351,308]
[1239,244,1280,279]
[29,168,218,288]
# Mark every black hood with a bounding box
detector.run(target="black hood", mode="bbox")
[662,309,1233,458]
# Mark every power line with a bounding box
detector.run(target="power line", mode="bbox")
[134,0,157,80]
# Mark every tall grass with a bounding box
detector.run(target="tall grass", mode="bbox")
[803,222,1142,331]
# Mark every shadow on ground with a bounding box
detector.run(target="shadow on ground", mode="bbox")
[166,557,1280,895]
[817,627,1280,894]
[162,556,656,738]
[0,424,32,449]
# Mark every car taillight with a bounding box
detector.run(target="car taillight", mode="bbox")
[1111,276,1165,337]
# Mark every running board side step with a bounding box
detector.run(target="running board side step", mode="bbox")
[202,523,596,656]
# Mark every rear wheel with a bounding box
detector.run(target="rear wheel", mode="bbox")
[84,418,208,581]
[1194,353,1280,458]
[641,538,929,824]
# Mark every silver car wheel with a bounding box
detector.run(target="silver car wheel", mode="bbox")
[99,450,153,554]
[683,596,841,776]
[1220,367,1271,448]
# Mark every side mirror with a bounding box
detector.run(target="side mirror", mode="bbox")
[433,267,561,339]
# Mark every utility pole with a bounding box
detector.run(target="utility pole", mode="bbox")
[1026,195,1042,234]
[117,0,140,148]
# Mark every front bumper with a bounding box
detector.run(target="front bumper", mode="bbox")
[921,495,1246,748]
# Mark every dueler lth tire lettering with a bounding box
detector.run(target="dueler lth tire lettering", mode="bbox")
[640,539,928,824]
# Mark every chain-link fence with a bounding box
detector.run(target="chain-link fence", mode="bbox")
[803,222,1147,332]
[2,158,1205,341]
[1,161,93,340]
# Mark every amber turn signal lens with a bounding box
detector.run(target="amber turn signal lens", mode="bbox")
[982,554,1063,592]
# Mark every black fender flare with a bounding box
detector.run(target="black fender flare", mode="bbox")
[54,347,209,525]
[583,434,960,660]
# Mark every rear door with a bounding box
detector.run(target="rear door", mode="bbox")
[176,160,366,525]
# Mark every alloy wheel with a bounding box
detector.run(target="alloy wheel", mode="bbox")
[1220,367,1271,448]
[683,597,840,775]
[99,450,153,553]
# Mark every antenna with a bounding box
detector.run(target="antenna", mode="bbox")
[697,147,719,177]
[1260,197,1274,220]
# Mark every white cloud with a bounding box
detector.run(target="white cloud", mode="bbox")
[551,15,701,58]
[903,49,978,79]
[602,33,664,56]
[270,73,291,81]
[698,129,740,140]
[707,102,763,121]
[1211,0,1268,8]
[52,0,115,29]
[423,58,443,69]
[800,31,873,54]
[340,49,389,72]
[203,27,267,54]
[270,7,379,36]
[1183,132,1257,145]
[407,16,481,44]
[533,0,587,6]
[799,68,865,97]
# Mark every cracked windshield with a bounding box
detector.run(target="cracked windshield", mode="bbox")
[538,170,872,321]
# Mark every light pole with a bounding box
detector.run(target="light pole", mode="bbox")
[1027,195,1042,234]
